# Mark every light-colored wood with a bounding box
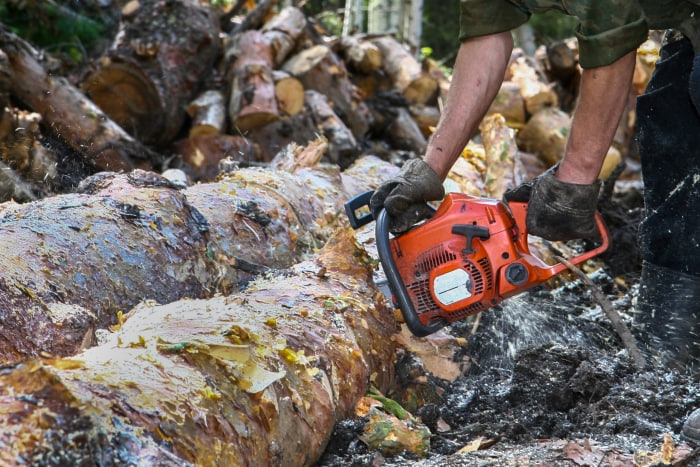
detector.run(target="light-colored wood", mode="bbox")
[372,36,438,105]
[304,90,357,166]
[272,70,305,116]
[261,6,307,67]
[340,35,382,73]
[187,90,226,137]
[517,107,571,167]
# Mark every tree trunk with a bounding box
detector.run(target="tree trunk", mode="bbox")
[372,36,438,105]
[0,228,397,467]
[0,23,157,171]
[304,90,357,166]
[81,0,221,147]
[261,6,307,67]
[171,134,260,181]
[0,153,398,364]
[187,90,227,137]
[282,44,371,138]
[228,30,280,133]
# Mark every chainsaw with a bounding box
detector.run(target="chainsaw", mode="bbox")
[344,190,610,337]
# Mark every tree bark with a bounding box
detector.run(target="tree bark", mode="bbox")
[372,36,438,105]
[187,90,227,137]
[171,134,260,181]
[340,35,383,73]
[261,6,307,67]
[0,154,397,364]
[282,44,371,138]
[228,30,280,133]
[81,0,221,147]
[0,23,157,171]
[304,90,357,166]
[0,228,397,467]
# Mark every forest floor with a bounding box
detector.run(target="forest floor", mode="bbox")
[318,181,700,467]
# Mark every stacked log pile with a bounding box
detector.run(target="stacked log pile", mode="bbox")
[0,1,659,200]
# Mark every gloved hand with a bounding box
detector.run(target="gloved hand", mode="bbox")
[503,164,602,241]
[370,158,445,233]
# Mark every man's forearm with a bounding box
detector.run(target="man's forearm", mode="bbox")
[557,50,636,184]
[424,32,513,180]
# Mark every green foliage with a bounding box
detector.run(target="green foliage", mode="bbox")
[0,0,107,63]
[528,9,577,42]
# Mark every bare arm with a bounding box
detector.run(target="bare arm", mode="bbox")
[424,32,513,179]
[556,50,636,184]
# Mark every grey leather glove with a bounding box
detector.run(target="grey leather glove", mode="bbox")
[370,159,445,233]
[503,165,601,241]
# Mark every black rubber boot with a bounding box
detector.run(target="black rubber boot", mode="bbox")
[633,261,700,373]
[682,408,700,446]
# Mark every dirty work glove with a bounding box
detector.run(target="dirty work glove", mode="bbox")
[370,158,445,233]
[503,165,601,241]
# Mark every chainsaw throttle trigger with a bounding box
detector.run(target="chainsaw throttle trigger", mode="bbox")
[452,225,490,254]
[344,190,374,229]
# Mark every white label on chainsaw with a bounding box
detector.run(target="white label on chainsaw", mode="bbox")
[433,269,472,306]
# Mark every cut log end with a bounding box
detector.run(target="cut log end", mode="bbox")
[82,62,163,143]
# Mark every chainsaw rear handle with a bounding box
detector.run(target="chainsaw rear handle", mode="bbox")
[344,190,374,229]
[375,208,447,337]
[506,201,611,278]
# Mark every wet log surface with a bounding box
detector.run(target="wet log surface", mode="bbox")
[0,228,397,466]
[0,154,398,364]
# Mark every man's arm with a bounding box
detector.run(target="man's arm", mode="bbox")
[556,50,637,184]
[424,32,514,179]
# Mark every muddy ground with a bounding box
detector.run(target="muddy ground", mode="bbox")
[318,181,700,466]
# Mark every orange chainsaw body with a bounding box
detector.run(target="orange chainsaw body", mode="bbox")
[345,191,610,336]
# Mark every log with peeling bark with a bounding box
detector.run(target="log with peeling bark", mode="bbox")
[282,44,371,138]
[479,114,526,198]
[261,6,307,67]
[171,134,260,181]
[187,90,227,137]
[372,36,438,106]
[81,0,221,147]
[340,35,382,73]
[304,90,357,166]
[228,30,280,133]
[0,227,397,467]
[0,23,157,171]
[0,150,398,364]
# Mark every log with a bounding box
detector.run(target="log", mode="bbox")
[171,134,260,181]
[186,90,227,137]
[228,30,280,133]
[0,23,156,171]
[304,90,357,166]
[507,55,559,116]
[282,44,371,138]
[385,106,427,154]
[409,104,440,138]
[487,81,527,128]
[0,153,398,364]
[272,70,305,116]
[261,6,307,67]
[340,35,382,73]
[479,114,526,198]
[0,227,397,467]
[516,107,571,167]
[372,36,438,105]
[244,112,320,162]
[81,0,221,147]
[230,0,278,35]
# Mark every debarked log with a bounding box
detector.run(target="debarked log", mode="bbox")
[0,228,398,467]
[0,153,398,364]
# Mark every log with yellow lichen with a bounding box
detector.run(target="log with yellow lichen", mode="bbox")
[0,144,399,365]
[0,228,397,466]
